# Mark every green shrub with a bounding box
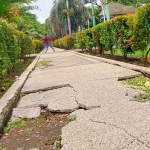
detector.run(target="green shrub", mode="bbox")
[53,35,74,49]
[75,31,86,51]
[0,19,37,78]
[32,39,43,53]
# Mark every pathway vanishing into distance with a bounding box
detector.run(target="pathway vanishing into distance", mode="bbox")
[11,47,150,150]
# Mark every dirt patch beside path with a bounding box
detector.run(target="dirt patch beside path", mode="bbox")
[0,111,68,150]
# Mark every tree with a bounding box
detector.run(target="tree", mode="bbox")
[47,0,88,38]
[0,0,36,17]
[102,0,150,7]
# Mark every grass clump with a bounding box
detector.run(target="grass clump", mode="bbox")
[55,136,62,149]
[4,119,29,133]
[67,115,76,122]
[123,75,150,92]
[124,75,150,102]
[132,93,150,103]
[36,61,51,67]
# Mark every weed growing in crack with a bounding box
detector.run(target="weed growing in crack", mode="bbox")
[67,115,76,122]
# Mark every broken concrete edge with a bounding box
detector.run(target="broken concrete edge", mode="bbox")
[0,55,40,133]
[73,51,150,76]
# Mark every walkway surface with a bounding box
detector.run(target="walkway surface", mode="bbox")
[11,47,150,149]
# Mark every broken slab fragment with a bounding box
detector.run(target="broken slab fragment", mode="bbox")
[12,107,41,119]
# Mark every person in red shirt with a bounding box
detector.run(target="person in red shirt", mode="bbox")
[43,34,55,52]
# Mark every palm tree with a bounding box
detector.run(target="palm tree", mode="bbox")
[47,0,88,38]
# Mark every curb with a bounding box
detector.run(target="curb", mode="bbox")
[0,55,40,132]
[73,51,150,76]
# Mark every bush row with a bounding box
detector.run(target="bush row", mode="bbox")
[76,3,150,62]
[0,19,43,78]
[53,35,74,50]
[50,4,150,63]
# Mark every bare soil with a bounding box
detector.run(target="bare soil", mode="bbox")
[0,111,68,150]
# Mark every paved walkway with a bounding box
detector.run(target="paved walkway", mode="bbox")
[12,47,150,149]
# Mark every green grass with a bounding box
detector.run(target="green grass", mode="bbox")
[132,93,150,103]
[105,49,149,59]
[123,75,150,93]
[67,115,76,122]
[4,119,29,133]
[36,61,51,67]
[55,136,62,149]
[123,75,150,102]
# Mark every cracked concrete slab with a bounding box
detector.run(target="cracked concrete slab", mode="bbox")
[63,105,150,150]
[22,62,141,93]
[61,120,149,150]
[16,87,78,115]
[12,107,41,119]
[9,50,149,149]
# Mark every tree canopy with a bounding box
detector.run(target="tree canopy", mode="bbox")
[46,0,89,39]
[0,0,45,40]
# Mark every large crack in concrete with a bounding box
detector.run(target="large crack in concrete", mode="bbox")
[22,84,71,94]
[90,119,150,149]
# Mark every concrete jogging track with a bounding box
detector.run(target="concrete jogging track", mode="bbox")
[1,47,150,149]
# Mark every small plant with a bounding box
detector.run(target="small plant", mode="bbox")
[0,148,7,150]
[36,61,51,67]
[4,119,29,133]
[132,93,150,103]
[36,118,44,125]
[55,136,62,149]
[24,127,33,133]
[67,114,76,122]
[123,75,150,92]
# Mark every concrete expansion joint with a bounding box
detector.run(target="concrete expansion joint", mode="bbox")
[90,119,150,148]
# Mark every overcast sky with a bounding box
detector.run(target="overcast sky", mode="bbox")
[30,0,54,23]
[30,0,101,23]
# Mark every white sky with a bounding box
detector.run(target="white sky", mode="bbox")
[30,0,54,23]
[30,0,101,23]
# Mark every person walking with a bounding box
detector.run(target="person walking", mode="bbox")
[43,34,55,52]
[48,37,55,52]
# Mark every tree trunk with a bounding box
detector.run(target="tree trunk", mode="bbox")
[98,43,104,55]
[123,52,127,60]
[110,45,114,59]
[144,48,150,66]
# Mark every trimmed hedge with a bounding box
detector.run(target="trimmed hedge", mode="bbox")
[53,35,74,50]
[0,19,43,78]
[74,3,150,61]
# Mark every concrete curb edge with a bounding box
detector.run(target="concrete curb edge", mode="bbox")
[73,51,150,75]
[0,55,40,132]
